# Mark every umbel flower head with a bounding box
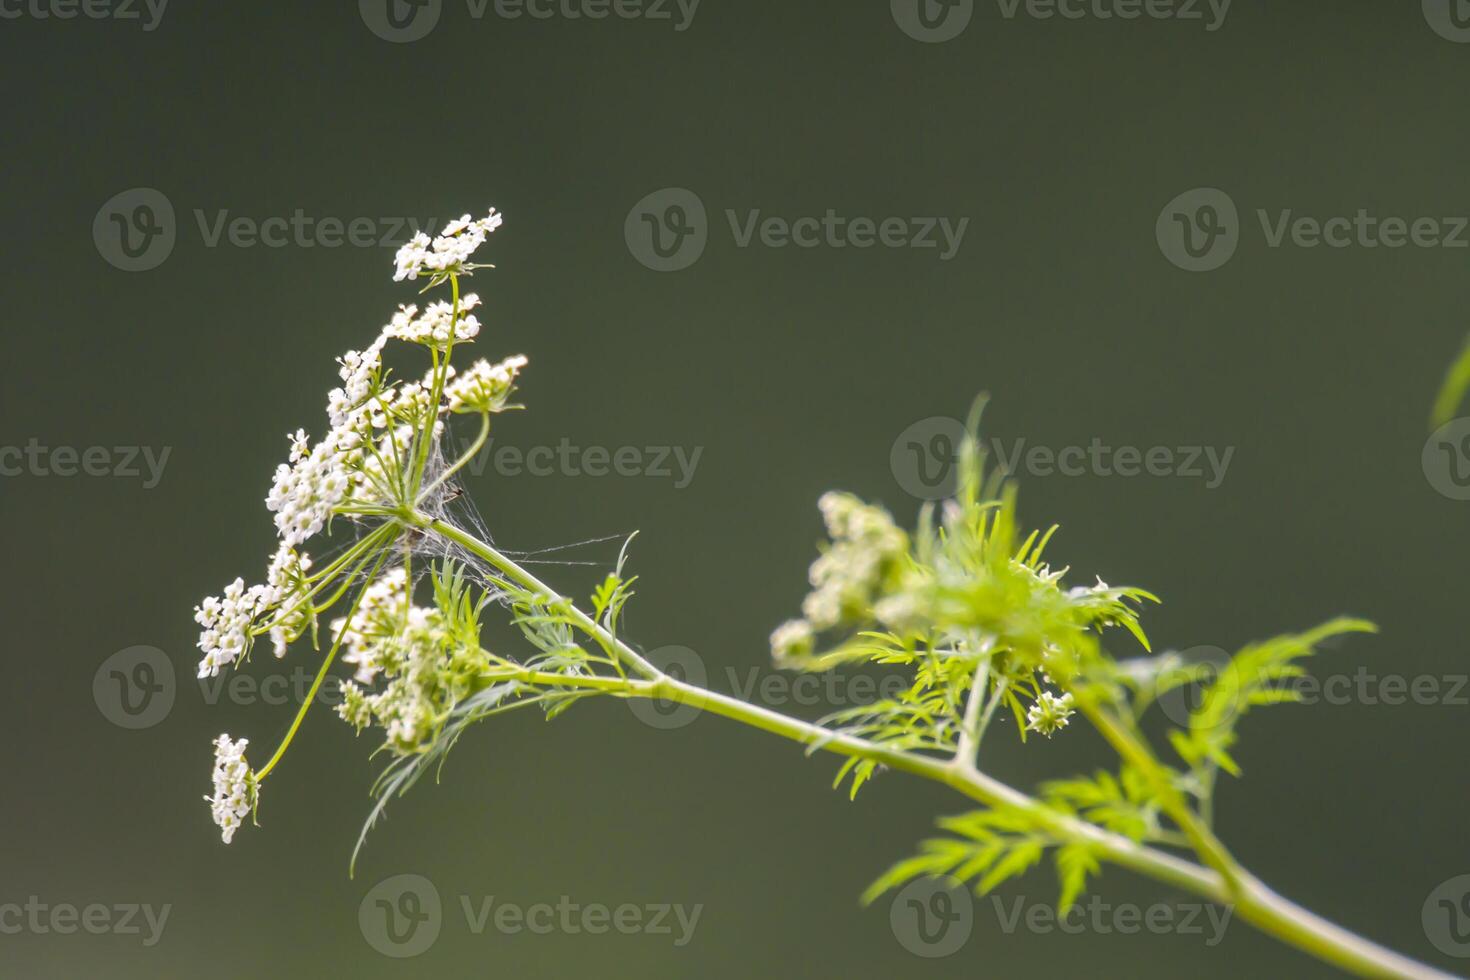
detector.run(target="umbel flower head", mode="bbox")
[195,209,520,843]
[384,294,483,349]
[1026,690,1075,737]
[446,354,527,414]
[394,210,504,283]
[206,735,254,843]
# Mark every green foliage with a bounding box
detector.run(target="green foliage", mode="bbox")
[1432,333,1470,428]
[591,532,639,642]
[862,804,1106,915]
[778,409,1380,923]
[774,402,1157,799]
[1040,766,1162,842]
[352,557,645,869]
[1167,618,1376,782]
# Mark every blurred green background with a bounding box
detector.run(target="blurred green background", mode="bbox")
[2,1,1468,976]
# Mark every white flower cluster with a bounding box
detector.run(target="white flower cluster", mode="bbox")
[769,619,815,662]
[1025,690,1075,737]
[267,433,357,548]
[195,578,274,678]
[769,493,908,661]
[445,354,527,414]
[270,337,391,547]
[206,734,254,843]
[383,294,483,348]
[393,210,504,282]
[269,345,460,550]
[335,568,417,685]
[803,492,907,629]
[201,205,512,840]
[195,543,314,676]
[265,543,313,658]
[335,568,486,755]
[327,334,388,429]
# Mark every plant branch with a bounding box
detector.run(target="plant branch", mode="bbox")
[412,510,1452,980]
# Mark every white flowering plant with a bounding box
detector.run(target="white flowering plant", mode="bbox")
[196,210,1451,978]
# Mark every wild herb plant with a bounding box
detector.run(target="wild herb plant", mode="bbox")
[196,211,1453,978]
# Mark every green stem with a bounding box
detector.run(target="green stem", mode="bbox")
[256,543,395,782]
[418,512,1452,980]
[954,652,990,764]
[972,675,1008,756]
[1077,696,1241,888]
[404,511,662,680]
[646,678,1449,979]
[416,409,489,506]
[410,275,459,495]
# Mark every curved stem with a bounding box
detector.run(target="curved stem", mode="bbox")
[419,510,1452,980]
[416,410,489,506]
[404,511,662,680]
[256,543,395,783]
[1077,694,1242,888]
[650,674,1450,980]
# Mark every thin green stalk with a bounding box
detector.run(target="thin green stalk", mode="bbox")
[410,275,459,494]
[953,654,991,765]
[250,525,396,637]
[416,409,489,506]
[972,676,1008,757]
[256,543,395,783]
[417,512,1451,980]
[1076,695,1241,887]
[404,510,662,680]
